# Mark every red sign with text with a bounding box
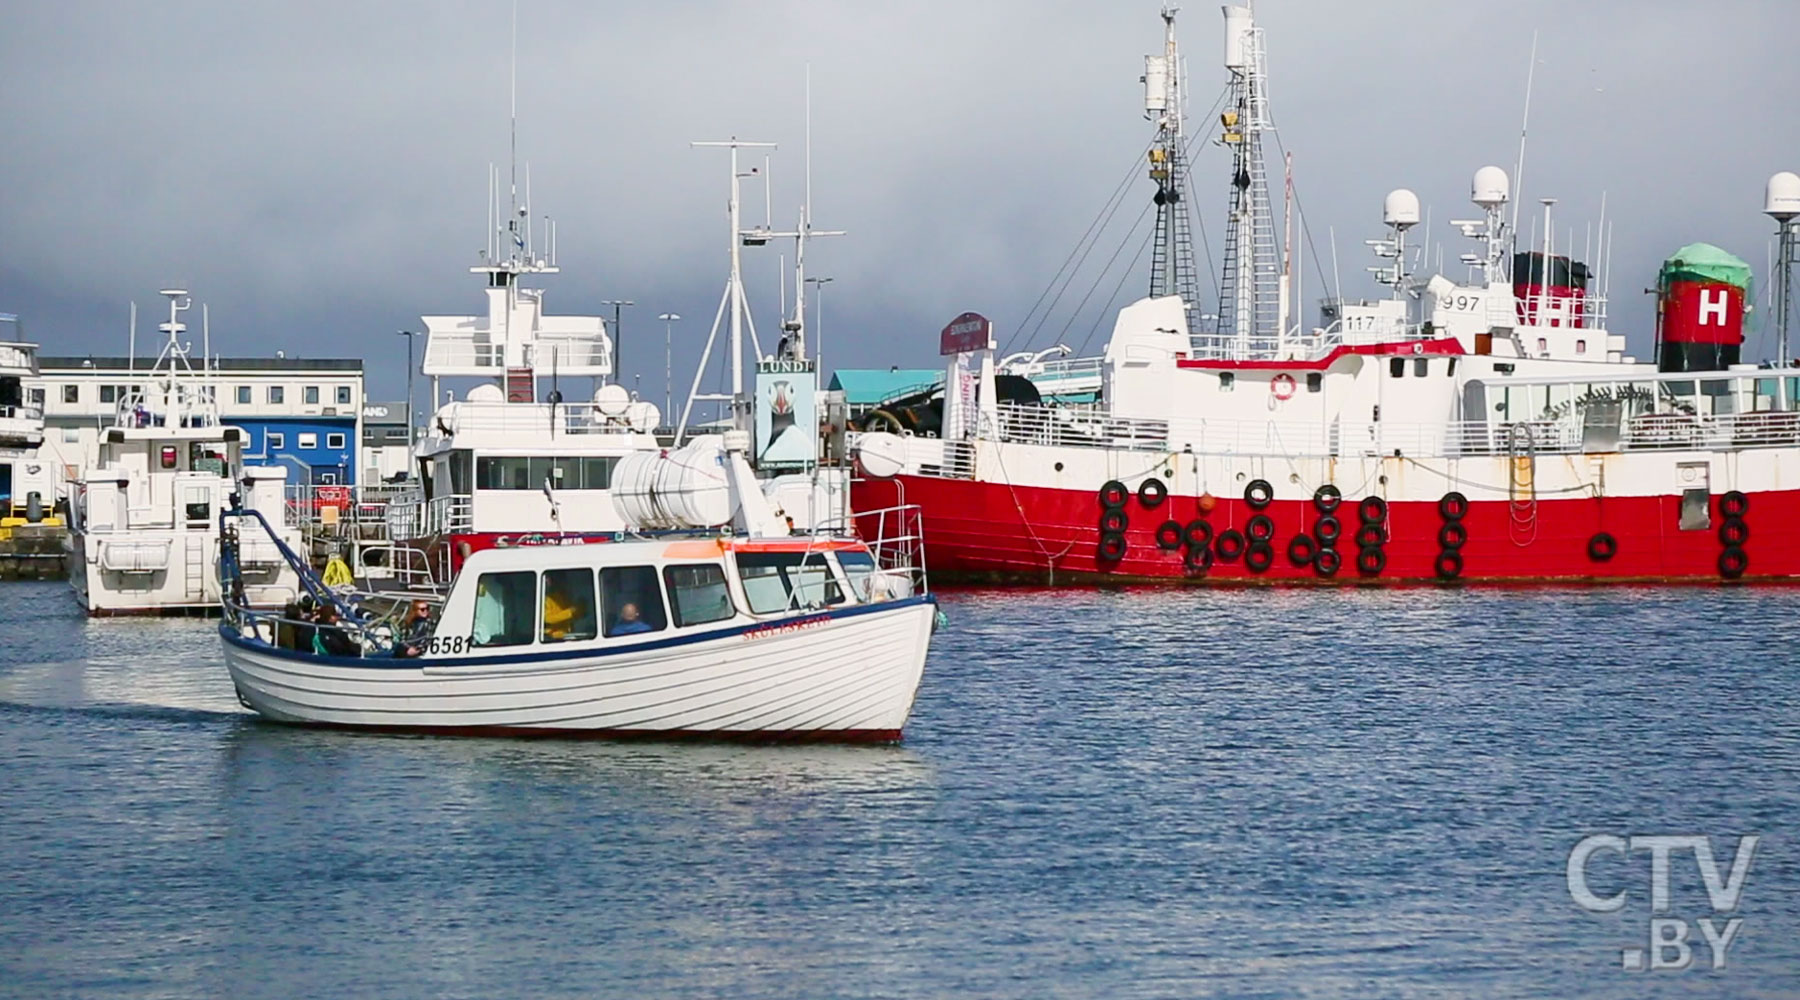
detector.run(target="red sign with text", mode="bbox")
[939,312,992,356]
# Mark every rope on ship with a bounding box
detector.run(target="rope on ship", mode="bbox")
[1506,423,1540,546]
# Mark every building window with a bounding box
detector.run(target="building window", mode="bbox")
[326,433,346,449]
[541,568,597,643]
[267,432,285,450]
[62,428,79,443]
[472,571,537,647]
[304,385,320,405]
[62,385,78,404]
[298,432,318,449]
[600,566,667,637]
[268,386,284,404]
[100,385,117,404]
[29,388,44,407]
[336,385,352,405]
[236,386,252,405]
[663,564,735,627]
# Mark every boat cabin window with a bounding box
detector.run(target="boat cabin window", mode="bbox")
[541,567,597,643]
[664,564,735,627]
[472,571,537,647]
[183,485,211,526]
[1389,358,1406,378]
[1306,373,1322,393]
[736,552,844,613]
[835,550,879,602]
[600,565,668,637]
[160,446,178,470]
[476,455,618,491]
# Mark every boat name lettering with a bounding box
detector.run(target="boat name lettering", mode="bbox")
[742,615,832,641]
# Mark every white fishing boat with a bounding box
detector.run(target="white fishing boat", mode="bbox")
[218,429,935,740]
[67,289,303,614]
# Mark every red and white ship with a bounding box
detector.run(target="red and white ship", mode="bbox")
[850,5,1800,585]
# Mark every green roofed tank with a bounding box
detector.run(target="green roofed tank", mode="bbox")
[1656,243,1752,373]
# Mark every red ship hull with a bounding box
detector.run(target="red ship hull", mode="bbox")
[855,475,1794,585]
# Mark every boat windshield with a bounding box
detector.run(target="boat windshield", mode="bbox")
[835,550,878,602]
[736,552,844,613]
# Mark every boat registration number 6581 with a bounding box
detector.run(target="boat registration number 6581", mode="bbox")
[422,635,478,655]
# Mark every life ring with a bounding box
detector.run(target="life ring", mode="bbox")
[1138,477,1169,509]
[1183,519,1214,550]
[1246,513,1276,542]
[1244,479,1275,510]
[1099,508,1129,534]
[1099,480,1129,509]
[1356,545,1386,577]
[1185,544,1214,575]
[1313,515,1342,545]
[1155,519,1185,551]
[1438,491,1469,521]
[1587,531,1618,562]
[1354,523,1386,549]
[1313,484,1342,513]
[1244,542,1275,573]
[1313,546,1342,577]
[1720,490,1750,518]
[1097,532,1127,563]
[1215,528,1247,562]
[1718,546,1748,580]
[1438,521,1468,550]
[1358,496,1388,524]
[1270,373,1297,401]
[1435,550,1464,581]
[1287,533,1317,566]
[1718,518,1750,547]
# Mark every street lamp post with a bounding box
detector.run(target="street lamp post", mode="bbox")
[602,300,634,385]
[396,330,418,451]
[657,312,681,418]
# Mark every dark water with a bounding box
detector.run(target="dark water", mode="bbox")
[1,580,1796,999]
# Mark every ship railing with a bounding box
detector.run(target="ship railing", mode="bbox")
[992,403,1170,451]
[855,503,930,597]
[1620,410,1800,451]
[384,492,474,541]
[354,543,448,593]
[438,400,643,436]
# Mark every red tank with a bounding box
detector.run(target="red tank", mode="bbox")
[1655,243,1751,372]
[1512,252,1589,328]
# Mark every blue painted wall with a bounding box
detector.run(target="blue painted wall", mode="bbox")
[229,417,359,485]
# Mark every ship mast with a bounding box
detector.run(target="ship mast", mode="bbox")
[1144,5,1202,334]
[1216,4,1283,357]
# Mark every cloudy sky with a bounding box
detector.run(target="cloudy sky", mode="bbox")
[3,0,1796,402]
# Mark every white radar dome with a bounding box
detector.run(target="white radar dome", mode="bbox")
[467,383,505,403]
[854,431,909,480]
[1472,166,1510,209]
[624,400,660,431]
[1384,189,1421,230]
[1766,171,1800,222]
[593,383,631,417]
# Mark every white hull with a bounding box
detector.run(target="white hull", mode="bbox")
[71,528,301,615]
[220,597,934,739]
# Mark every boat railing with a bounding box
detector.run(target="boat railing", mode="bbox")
[383,492,474,541]
[992,402,1170,451]
[0,342,39,372]
[0,402,44,423]
[423,335,613,374]
[855,503,930,597]
[437,400,645,436]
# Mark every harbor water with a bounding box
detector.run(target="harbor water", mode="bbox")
[2,579,1796,998]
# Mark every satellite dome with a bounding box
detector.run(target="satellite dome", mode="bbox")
[467,383,505,403]
[624,400,661,431]
[853,432,909,480]
[1766,171,1800,222]
[594,383,631,417]
[1384,189,1421,230]
[1472,166,1510,209]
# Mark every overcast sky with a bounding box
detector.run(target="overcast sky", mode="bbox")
[3,1,1797,403]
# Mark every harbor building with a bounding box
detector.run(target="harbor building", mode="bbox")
[30,356,366,490]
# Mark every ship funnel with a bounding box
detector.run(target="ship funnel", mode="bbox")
[1472,166,1510,209]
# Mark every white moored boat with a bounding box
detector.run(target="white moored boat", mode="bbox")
[217,430,936,740]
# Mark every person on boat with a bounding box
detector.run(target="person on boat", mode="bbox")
[610,602,652,636]
[395,600,434,658]
[543,582,578,641]
[311,603,361,657]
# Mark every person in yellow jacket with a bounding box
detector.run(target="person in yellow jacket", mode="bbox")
[542,581,577,641]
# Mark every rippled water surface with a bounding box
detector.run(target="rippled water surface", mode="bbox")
[2,579,1797,998]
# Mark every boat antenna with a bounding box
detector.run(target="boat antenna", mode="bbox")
[1509,30,1539,272]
